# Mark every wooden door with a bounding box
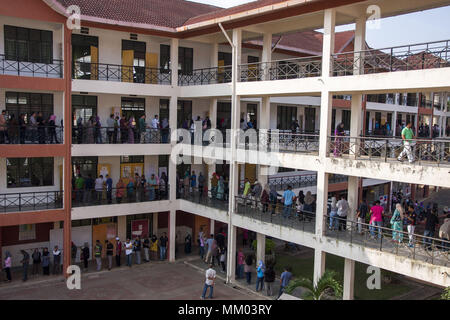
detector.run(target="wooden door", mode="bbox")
[122,50,134,82]
[145,52,158,84]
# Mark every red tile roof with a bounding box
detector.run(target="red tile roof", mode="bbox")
[56,0,221,28]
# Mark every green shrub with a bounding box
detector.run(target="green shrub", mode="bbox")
[251,238,275,254]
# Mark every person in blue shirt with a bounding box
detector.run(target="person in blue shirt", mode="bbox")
[278,266,293,298]
[190,171,197,192]
[105,174,113,204]
[282,185,296,219]
[256,260,265,292]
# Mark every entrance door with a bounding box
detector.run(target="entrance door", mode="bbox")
[122,40,146,83]
[121,97,145,122]
[304,107,316,133]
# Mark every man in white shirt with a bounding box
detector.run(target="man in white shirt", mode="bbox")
[201,264,216,299]
[125,239,133,267]
[95,175,104,203]
[336,196,349,231]
[151,115,159,143]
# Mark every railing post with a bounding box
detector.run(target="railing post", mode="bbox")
[384,139,388,162]
[19,193,22,211]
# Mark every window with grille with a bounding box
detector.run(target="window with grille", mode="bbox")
[6,92,54,122]
[19,224,36,241]
[4,25,53,63]
[7,158,54,188]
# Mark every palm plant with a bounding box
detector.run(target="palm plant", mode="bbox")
[284,270,343,300]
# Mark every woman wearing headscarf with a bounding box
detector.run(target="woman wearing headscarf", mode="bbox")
[42,247,50,275]
[334,122,345,157]
[48,114,59,144]
[390,203,404,243]
[244,254,253,285]
[329,197,338,230]
[128,116,135,144]
[3,251,12,282]
[256,260,265,292]
[217,176,225,200]
[116,179,125,204]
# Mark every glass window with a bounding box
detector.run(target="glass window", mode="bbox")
[120,156,144,164]
[72,95,98,125]
[72,34,99,79]
[160,44,171,73]
[4,25,53,63]
[6,92,54,122]
[342,110,351,131]
[7,158,54,188]
[159,99,169,122]
[72,156,98,179]
[178,47,193,75]
[277,106,297,130]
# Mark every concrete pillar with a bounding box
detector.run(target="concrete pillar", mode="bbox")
[313,249,326,285]
[210,99,217,129]
[321,9,336,77]
[259,96,270,130]
[343,258,355,300]
[226,225,237,283]
[207,164,215,193]
[262,33,272,81]
[319,91,333,158]
[169,157,177,202]
[170,38,179,87]
[152,213,158,237]
[256,232,265,264]
[392,111,398,136]
[353,14,366,75]
[210,219,215,235]
[168,210,176,262]
[117,215,127,240]
[169,96,177,141]
[315,170,329,236]
[210,42,218,68]
[347,176,359,224]
[350,94,362,156]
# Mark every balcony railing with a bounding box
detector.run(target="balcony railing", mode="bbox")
[0,191,63,213]
[72,61,171,84]
[332,39,450,76]
[328,136,450,166]
[0,54,63,78]
[235,195,316,233]
[239,56,322,82]
[177,188,229,211]
[325,215,449,267]
[178,66,232,86]
[257,131,320,154]
[72,127,170,144]
[72,186,169,207]
[0,125,64,144]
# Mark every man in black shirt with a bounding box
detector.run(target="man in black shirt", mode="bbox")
[423,209,439,250]
[356,199,368,234]
[106,240,114,270]
[159,233,168,261]
[143,237,150,262]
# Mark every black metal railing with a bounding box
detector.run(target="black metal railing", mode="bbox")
[0,191,63,213]
[177,188,229,211]
[235,195,316,232]
[0,125,63,144]
[0,54,63,78]
[72,186,169,207]
[178,66,232,86]
[72,127,171,144]
[332,39,450,76]
[257,131,320,154]
[73,61,171,84]
[239,56,322,82]
[328,136,450,166]
[325,215,449,267]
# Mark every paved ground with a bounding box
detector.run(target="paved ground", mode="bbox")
[0,259,264,300]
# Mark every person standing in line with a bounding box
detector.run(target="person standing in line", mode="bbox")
[356,199,368,234]
[333,122,345,158]
[256,260,265,292]
[264,264,276,296]
[423,208,439,250]
[198,172,205,198]
[151,115,159,143]
[134,236,142,265]
[185,233,192,255]
[336,195,349,231]
[71,241,77,265]
[139,114,147,143]
[329,197,338,230]
[94,240,102,271]
[281,185,296,219]
[278,266,293,299]
[150,235,159,261]
[219,246,226,273]
[369,200,384,239]
[159,233,168,261]
[397,121,415,164]
[236,247,245,279]
[390,203,404,243]
[20,250,30,282]
[198,229,205,260]
[0,110,7,144]
[106,240,114,271]
[148,174,157,201]
[95,175,104,204]
[204,234,215,265]
[52,246,61,274]
[201,264,216,300]
[106,114,115,144]
[143,237,150,262]
[406,204,418,248]
[42,248,50,275]
[3,251,12,282]
[105,174,113,204]
[115,237,122,267]
[116,179,125,204]
[31,248,41,275]
[125,239,133,267]
[190,171,197,194]
[82,243,90,271]
[244,254,253,285]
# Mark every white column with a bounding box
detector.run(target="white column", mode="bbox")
[392,111,398,137]
[210,42,218,68]
[319,91,333,158]
[353,14,366,75]
[313,249,326,285]
[207,164,215,193]
[169,155,177,202]
[169,96,177,142]
[169,210,176,262]
[117,216,126,240]
[321,9,336,77]
[262,33,272,81]
[315,170,329,235]
[347,176,359,225]
[256,233,265,264]
[259,97,270,130]
[350,94,362,157]
[210,99,217,129]
[226,225,237,283]
[210,219,215,235]
[152,213,158,237]
[343,258,355,300]
[170,38,179,87]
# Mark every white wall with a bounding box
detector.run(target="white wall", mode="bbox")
[50,225,93,263]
